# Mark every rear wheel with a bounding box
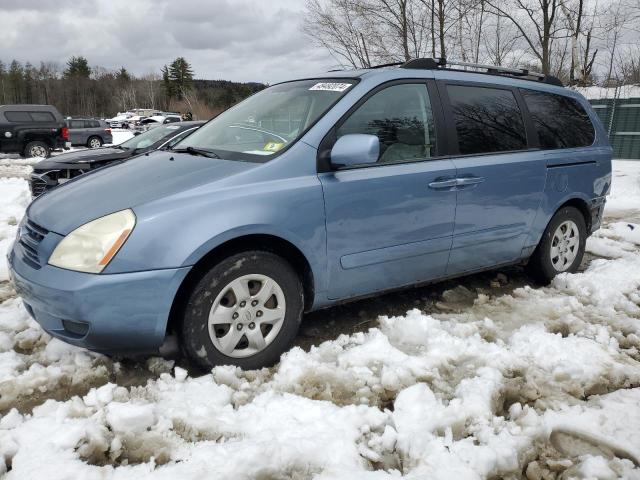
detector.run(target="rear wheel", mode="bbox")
[526,206,586,284]
[180,251,304,370]
[87,136,103,148]
[23,141,50,159]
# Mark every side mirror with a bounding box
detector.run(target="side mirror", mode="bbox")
[330,134,379,168]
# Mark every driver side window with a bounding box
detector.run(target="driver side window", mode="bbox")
[336,83,437,164]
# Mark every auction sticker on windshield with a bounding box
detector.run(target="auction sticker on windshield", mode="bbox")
[309,82,352,92]
[263,142,285,152]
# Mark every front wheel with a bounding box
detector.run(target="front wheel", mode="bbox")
[180,251,304,370]
[526,206,587,284]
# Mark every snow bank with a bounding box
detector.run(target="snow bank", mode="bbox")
[110,130,134,146]
[605,160,640,220]
[0,178,30,282]
[576,84,640,100]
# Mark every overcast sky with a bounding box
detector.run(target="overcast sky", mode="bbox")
[0,0,337,84]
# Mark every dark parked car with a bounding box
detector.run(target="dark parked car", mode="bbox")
[29,121,203,196]
[0,104,70,158]
[66,118,113,148]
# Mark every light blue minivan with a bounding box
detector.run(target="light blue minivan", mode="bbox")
[8,59,611,369]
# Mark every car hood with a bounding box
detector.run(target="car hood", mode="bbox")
[33,147,131,170]
[28,150,258,235]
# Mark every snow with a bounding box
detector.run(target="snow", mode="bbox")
[576,84,640,100]
[0,179,30,282]
[110,129,134,146]
[0,160,639,478]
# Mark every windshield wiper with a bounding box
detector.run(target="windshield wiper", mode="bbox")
[114,144,129,150]
[172,146,220,159]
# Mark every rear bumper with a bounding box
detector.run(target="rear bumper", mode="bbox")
[8,245,190,354]
[589,196,606,233]
[52,138,71,150]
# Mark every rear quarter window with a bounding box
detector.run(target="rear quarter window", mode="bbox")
[5,111,32,122]
[30,111,56,122]
[521,89,595,149]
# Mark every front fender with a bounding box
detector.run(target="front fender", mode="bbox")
[103,174,328,295]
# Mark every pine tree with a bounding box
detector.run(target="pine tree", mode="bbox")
[64,56,91,78]
[161,64,175,100]
[8,60,24,103]
[24,62,35,103]
[168,57,194,99]
[116,67,131,82]
[0,61,6,104]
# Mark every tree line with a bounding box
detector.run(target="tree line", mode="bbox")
[304,0,640,86]
[0,56,265,119]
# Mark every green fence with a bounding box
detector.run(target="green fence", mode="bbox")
[589,97,640,159]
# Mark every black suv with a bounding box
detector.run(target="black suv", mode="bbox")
[30,121,204,196]
[0,105,70,158]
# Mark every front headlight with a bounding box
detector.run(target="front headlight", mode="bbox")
[49,209,136,273]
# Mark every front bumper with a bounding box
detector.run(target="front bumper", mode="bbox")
[8,244,190,354]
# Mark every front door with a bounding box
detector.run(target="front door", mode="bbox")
[319,82,457,300]
[439,83,547,274]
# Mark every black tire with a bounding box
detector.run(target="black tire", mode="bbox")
[87,136,103,148]
[180,251,304,370]
[526,206,587,284]
[23,141,50,159]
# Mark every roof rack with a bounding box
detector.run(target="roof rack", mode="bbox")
[400,57,564,87]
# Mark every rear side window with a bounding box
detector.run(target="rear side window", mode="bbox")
[91,120,101,128]
[447,85,527,155]
[337,83,437,164]
[5,111,32,122]
[70,120,84,128]
[522,90,595,149]
[30,111,56,122]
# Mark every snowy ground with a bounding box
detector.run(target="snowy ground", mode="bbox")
[0,159,639,479]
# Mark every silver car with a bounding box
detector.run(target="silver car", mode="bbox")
[66,118,113,148]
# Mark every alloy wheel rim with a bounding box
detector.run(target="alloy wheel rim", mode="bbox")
[89,138,101,148]
[30,145,47,157]
[550,220,579,272]
[208,274,286,358]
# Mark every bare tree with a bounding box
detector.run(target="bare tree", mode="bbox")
[482,13,522,66]
[304,0,375,67]
[602,0,636,85]
[485,0,566,74]
[142,72,160,109]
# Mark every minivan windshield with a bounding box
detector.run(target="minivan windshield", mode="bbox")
[119,125,184,150]
[174,79,356,162]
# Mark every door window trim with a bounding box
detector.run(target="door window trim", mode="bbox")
[436,79,539,158]
[316,79,447,173]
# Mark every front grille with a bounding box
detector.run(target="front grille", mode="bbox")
[18,220,49,268]
[29,177,48,197]
[30,171,63,197]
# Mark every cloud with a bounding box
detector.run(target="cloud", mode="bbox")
[0,0,336,83]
